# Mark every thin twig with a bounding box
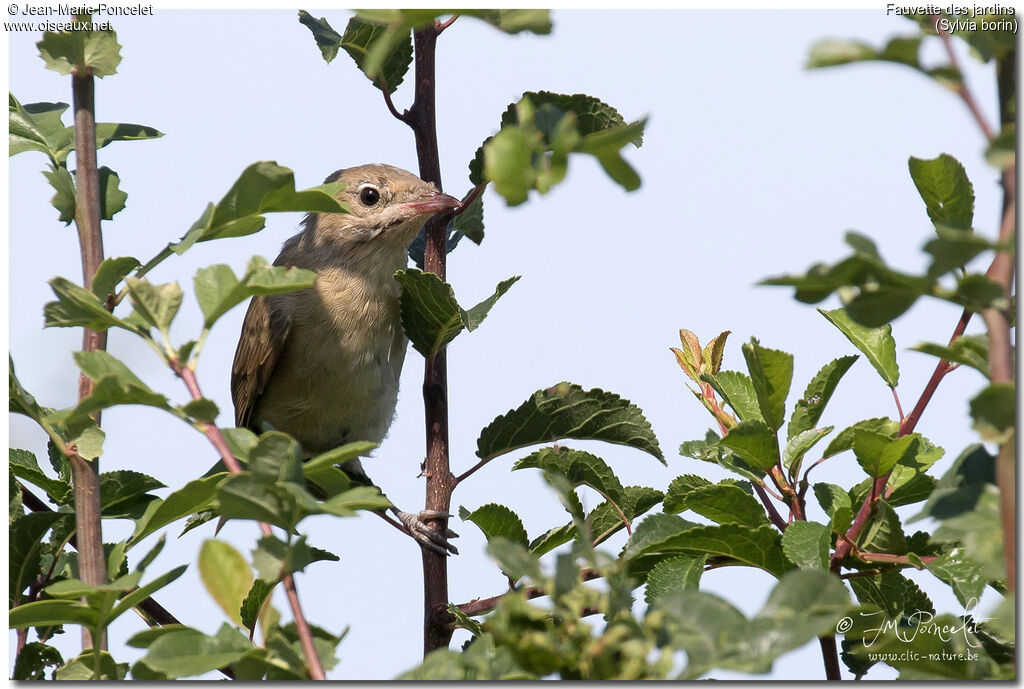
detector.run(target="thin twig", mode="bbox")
[455,569,602,617]
[175,365,326,680]
[932,15,996,140]
[857,552,938,568]
[436,15,458,33]
[890,388,905,423]
[379,78,409,123]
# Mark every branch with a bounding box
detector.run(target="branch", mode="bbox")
[70,65,109,652]
[399,23,458,655]
[174,364,326,680]
[857,552,938,567]
[454,569,602,617]
[932,15,996,140]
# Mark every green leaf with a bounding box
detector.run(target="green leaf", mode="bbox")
[9,598,98,628]
[624,516,790,579]
[471,91,644,200]
[985,124,1015,168]
[37,26,122,76]
[654,569,854,678]
[91,256,140,300]
[94,121,163,148]
[908,154,974,231]
[781,521,830,569]
[13,641,64,680]
[297,10,343,63]
[193,257,316,330]
[394,269,519,358]
[43,276,129,332]
[458,503,529,548]
[107,564,188,626]
[969,383,1014,443]
[8,96,73,164]
[477,382,663,462]
[163,162,347,261]
[335,13,413,92]
[666,481,767,527]
[953,273,1008,311]
[701,370,763,423]
[465,9,552,34]
[857,499,907,554]
[924,545,988,608]
[910,335,989,377]
[141,623,252,679]
[643,554,706,604]
[42,163,76,223]
[741,339,793,431]
[128,473,227,546]
[680,430,766,484]
[452,191,484,244]
[97,166,127,220]
[852,429,917,477]
[9,448,71,504]
[487,537,543,583]
[10,512,62,606]
[318,485,390,517]
[911,444,994,523]
[818,307,899,386]
[124,277,182,334]
[240,579,275,632]
[923,227,1003,278]
[71,351,172,423]
[217,474,303,530]
[782,426,833,474]
[718,420,779,473]
[199,540,253,625]
[54,650,128,680]
[513,446,626,508]
[821,416,899,459]
[788,355,858,440]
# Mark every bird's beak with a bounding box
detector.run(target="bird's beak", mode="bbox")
[401,191,462,216]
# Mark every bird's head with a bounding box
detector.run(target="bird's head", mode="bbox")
[306,164,461,250]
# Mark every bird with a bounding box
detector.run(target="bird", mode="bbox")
[230,163,461,555]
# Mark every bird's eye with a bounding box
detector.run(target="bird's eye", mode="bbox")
[359,187,380,206]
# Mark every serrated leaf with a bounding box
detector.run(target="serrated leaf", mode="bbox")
[193,258,315,330]
[741,339,793,431]
[985,124,1015,168]
[10,512,62,606]
[140,623,252,679]
[13,641,64,680]
[240,579,275,632]
[662,474,712,513]
[99,469,164,514]
[334,13,413,92]
[910,444,994,523]
[781,521,830,569]
[90,256,139,301]
[43,276,127,331]
[852,429,917,477]
[644,554,705,605]
[9,448,71,504]
[924,545,988,608]
[124,278,182,334]
[395,269,518,358]
[788,355,857,440]
[822,416,899,459]
[782,426,833,475]
[477,382,663,462]
[452,191,484,244]
[42,164,75,224]
[908,154,974,232]
[8,96,73,164]
[718,420,779,473]
[71,350,171,417]
[199,539,252,625]
[701,370,762,423]
[666,482,766,527]
[128,473,226,546]
[923,228,1003,278]
[37,26,122,76]
[969,383,1014,443]
[818,308,899,386]
[513,446,626,509]
[159,162,347,265]
[910,335,989,377]
[458,503,528,548]
[654,569,854,678]
[858,499,907,554]
[624,515,790,579]
[97,166,127,220]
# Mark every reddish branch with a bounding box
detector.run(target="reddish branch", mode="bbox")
[455,569,602,617]
[175,364,326,680]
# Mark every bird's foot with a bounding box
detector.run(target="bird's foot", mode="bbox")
[394,509,459,556]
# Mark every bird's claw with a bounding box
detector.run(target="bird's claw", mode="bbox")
[395,509,460,556]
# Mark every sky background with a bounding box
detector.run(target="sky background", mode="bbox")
[6,6,1007,680]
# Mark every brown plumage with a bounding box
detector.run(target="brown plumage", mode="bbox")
[231,164,461,459]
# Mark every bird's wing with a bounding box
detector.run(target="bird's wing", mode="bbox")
[231,295,292,431]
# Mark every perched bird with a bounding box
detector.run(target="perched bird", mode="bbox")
[231,164,461,554]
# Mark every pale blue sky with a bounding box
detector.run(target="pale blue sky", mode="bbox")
[7,8,1004,680]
